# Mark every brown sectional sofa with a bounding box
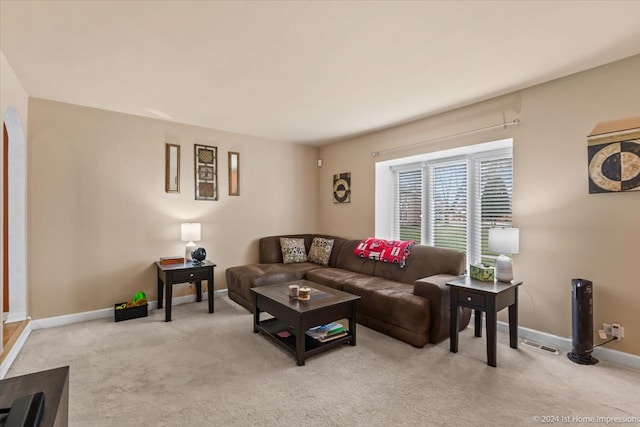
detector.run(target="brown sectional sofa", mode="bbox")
[225,234,471,347]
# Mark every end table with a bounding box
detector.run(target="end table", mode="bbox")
[447,276,523,367]
[155,260,216,321]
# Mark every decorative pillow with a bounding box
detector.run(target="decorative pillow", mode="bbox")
[308,237,334,266]
[280,238,308,264]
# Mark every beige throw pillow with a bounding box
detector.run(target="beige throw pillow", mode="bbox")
[308,237,334,266]
[280,238,308,264]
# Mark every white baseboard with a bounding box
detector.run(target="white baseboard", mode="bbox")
[504,323,639,370]
[30,289,228,330]
[467,315,640,370]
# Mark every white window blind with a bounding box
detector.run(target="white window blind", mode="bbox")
[395,169,423,242]
[478,156,513,265]
[429,162,468,253]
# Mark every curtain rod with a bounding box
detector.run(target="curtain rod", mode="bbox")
[370,119,520,157]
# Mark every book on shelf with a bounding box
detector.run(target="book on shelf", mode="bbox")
[159,256,185,265]
[315,331,348,343]
[305,322,346,341]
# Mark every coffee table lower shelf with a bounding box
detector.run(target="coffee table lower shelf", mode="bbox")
[255,318,353,363]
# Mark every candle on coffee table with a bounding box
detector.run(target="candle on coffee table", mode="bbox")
[298,286,311,301]
[288,284,299,297]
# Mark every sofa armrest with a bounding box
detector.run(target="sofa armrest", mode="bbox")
[414,274,471,344]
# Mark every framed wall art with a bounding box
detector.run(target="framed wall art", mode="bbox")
[587,117,640,194]
[228,152,240,196]
[194,144,218,200]
[333,172,351,203]
[165,143,180,193]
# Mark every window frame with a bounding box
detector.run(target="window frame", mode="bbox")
[387,144,513,268]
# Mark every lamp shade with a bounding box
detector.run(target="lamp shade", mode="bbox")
[488,227,519,255]
[181,223,201,242]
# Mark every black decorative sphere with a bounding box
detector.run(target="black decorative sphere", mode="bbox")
[191,247,206,264]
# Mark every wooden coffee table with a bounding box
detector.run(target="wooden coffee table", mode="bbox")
[251,280,360,366]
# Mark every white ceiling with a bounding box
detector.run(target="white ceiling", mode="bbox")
[2,1,640,145]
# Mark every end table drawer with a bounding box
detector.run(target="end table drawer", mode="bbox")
[172,268,209,283]
[458,290,485,309]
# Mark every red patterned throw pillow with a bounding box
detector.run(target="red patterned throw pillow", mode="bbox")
[353,238,415,268]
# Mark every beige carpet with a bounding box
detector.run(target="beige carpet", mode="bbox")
[6,296,640,427]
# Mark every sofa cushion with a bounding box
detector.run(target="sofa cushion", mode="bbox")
[342,278,430,334]
[251,262,324,286]
[304,267,372,291]
[334,240,377,276]
[280,238,308,263]
[307,237,334,266]
[374,244,465,284]
[226,262,327,311]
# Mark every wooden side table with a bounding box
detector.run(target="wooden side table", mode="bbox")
[156,260,216,322]
[447,276,522,367]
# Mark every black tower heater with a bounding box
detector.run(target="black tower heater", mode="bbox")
[567,278,599,365]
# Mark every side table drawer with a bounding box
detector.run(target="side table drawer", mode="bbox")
[172,268,209,283]
[458,290,486,309]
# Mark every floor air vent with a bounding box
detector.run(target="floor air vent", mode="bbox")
[521,339,560,355]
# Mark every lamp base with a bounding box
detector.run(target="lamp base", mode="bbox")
[495,254,513,282]
[185,242,197,262]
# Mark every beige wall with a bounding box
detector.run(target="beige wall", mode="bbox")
[1,51,29,124]
[27,98,319,318]
[318,55,640,356]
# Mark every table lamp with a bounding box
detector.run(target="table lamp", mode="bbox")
[181,223,201,262]
[488,227,519,282]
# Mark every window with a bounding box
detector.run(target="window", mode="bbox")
[395,169,423,241]
[430,161,468,253]
[477,155,513,265]
[387,142,512,267]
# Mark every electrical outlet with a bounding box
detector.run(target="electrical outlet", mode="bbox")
[603,323,613,337]
[612,323,624,340]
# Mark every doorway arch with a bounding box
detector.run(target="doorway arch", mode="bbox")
[2,106,27,322]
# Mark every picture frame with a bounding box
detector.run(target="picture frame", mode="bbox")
[194,144,218,200]
[228,152,240,196]
[333,172,351,203]
[165,143,180,193]
[587,117,640,194]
